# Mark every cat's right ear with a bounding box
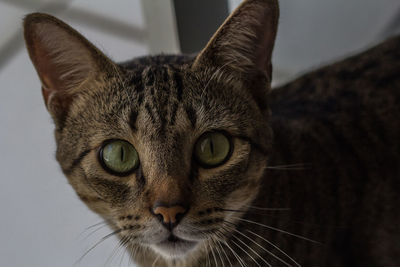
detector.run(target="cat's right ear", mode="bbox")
[192,0,279,110]
[24,13,115,127]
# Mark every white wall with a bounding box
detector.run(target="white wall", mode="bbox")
[273,0,400,84]
[230,0,400,85]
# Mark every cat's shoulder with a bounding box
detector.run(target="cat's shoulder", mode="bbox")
[269,35,400,118]
[274,34,400,93]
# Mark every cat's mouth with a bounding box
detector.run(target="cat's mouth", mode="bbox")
[152,234,198,258]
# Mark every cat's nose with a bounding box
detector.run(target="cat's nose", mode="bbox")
[152,203,188,230]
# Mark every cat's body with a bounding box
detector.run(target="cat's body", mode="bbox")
[120,36,400,267]
[23,0,399,266]
[255,36,400,266]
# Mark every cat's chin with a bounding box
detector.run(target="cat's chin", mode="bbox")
[151,235,198,259]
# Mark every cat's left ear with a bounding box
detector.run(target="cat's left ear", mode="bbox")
[192,0,279,110]
[24,13,116,128]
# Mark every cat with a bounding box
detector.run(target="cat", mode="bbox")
[23,0,399,266]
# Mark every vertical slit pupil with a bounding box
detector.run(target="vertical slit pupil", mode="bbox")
[210,138,214,155]
[120,146,125,162]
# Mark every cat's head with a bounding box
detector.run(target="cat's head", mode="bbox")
[24,0,279,261]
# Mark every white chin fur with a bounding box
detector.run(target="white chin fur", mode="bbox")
[151,240,198,259]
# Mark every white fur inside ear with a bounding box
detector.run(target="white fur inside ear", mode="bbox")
[34,23,94,91]
[216,13,261,72]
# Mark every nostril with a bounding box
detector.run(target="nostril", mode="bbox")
[151,204,188,229]
[155,213,164,223]
[175,211,185,223]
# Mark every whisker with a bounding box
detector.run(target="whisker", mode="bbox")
[231,234,272,267]
[117,236,131,267]
[151,255,160,267]
[233,217,321,244]
[126,244,135,267]
[230,239,261,267]
[268,163,309,168]
[266,163,310,171]
[73,228,122,267]
[105,239,122,267]
[241,205,291,211]
[266,167,306,171]
[105,236,128,267]
[204,242,211,267]
[209,241,219,267]
[229,209,331,229]
[77,219,109,241]
[247,229,301,267]
[81,223,109,241]
[118,238,128,267]
[128,244,139,267]
[212,238,225,267]
[225,222,293,267]
[80,220,107,234]
[180,224,221,240]
[220,208,290,216]
[216,239,233,267]
[214,229,245,267]
[220,238,246,267]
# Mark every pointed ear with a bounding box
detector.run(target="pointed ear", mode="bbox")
[192,0,279,109]
[24,13,116,127]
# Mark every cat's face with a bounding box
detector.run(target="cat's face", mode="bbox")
[24,0,278,261]
[56,61,271,258]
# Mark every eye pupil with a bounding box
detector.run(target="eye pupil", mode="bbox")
[194,132,232,168]
[99,140,139,176]
[210,139,214,155]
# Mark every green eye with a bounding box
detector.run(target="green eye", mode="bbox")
[194,132,232,168]
[99,140,139,176]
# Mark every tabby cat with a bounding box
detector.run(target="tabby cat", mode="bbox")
[24,0,399,266]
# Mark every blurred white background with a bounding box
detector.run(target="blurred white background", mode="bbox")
[0,0,399,266]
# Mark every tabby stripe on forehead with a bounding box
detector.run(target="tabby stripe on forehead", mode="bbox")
[63,149,91,175]
[159,105,168,133]
[185,104,197,128]
[174,72,183,101]
[129,110,138,131]
[137,94,144,106]
[145,103,156,124]
[169,102,179,126]
[129,72,144,93]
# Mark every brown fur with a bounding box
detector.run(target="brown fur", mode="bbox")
[24,0,399,266]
